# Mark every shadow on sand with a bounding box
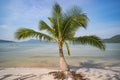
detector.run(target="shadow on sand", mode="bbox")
[0,74,13,80]
[69,60,120,73]
[14,74,36,80]
[0,68,5,71]
[0,74,37,80]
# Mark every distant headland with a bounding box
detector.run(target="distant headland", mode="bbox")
[103,34,120,43]
[0,40,15,43]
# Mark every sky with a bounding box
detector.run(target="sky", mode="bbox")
[0,0,120,41]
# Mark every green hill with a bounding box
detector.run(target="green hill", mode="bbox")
[103,35,120,43]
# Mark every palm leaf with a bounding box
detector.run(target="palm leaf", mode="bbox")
[39,20,54,35]
[63,6,88,28]
[15,28,54,41]
[52,3,62,38]
[65,41,70,56]
[48,17,55,24]
[72,14,88,28]
[74,35,105,50]
[61,8,88,40]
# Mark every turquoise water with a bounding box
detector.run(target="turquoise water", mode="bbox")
[0,42,120,67]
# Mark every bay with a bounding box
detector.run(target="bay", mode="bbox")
[0,42,120,67]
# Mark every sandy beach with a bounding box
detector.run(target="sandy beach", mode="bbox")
[0,67,120,80]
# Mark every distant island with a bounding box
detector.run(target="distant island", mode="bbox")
[0,35,120,43]
[21,39,43,43]
[21,39,52,43]
[0,40,15,43]
[103,35,120,43]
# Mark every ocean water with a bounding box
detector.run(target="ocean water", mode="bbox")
[0,42,120,67]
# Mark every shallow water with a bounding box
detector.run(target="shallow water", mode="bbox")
[0,42,120,67]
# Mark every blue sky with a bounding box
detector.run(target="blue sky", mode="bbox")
[0,0,120,41]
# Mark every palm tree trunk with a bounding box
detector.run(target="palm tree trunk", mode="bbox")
[59,45,70,71]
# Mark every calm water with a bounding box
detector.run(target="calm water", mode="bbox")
[0,42,120,67]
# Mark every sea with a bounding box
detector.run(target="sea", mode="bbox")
[0,42,120,67]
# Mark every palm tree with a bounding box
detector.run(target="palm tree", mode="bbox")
[15,3,105,71]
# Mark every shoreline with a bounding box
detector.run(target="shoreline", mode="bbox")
[0,59,120,68]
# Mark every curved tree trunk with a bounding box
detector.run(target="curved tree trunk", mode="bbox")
[59,45,70,71]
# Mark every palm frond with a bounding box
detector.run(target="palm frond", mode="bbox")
[64,6,88,28]
[61,7,88,40]
[15,28,54,41]
[52,2,62,17]
[74,35,105,50]
[52,3,63,38]
[72,14,88,28]
[48,17,55,24]
[39,20,54,34]
[65,41,70,56]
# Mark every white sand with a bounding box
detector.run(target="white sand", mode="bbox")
[0,67,120,80]
[76,67,120,80]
